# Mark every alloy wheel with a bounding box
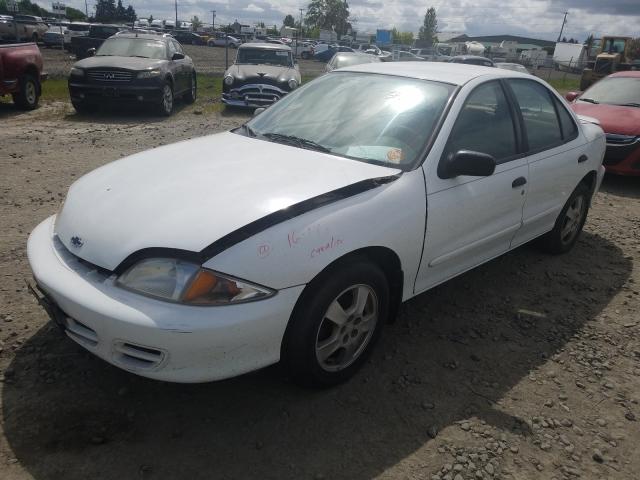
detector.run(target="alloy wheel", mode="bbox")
[560,194,586,244]
[315,284,378,372]
[162,84,173,114]
[25,80,37,106]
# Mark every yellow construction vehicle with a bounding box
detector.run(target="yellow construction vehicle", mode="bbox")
[580,36,634,90]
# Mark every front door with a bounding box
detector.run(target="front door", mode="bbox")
[415,80,528,293]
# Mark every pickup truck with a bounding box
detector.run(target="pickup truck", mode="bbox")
[0,42,46,109]
[0,14,49,43]
[71,24,126,59]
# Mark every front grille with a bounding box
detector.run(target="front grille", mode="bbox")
[65,317,99,347]
[228,83,287,105]
[604,134,640,165]
[87,70,134,83]
[113,341,165,370]
[594,59,612,74]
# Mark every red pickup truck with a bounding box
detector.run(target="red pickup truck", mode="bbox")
[0,42,47,109]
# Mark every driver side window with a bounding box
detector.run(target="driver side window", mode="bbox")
[443,81,518,163]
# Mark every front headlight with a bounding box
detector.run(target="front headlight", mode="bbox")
[116,258,275,305]
[288,79,298,90]
[70,67,84,77]
[224,75,234,86]
[138,69,162,79]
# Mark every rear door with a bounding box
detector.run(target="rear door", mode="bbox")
[415,79,529,293]
[505,78,588,247]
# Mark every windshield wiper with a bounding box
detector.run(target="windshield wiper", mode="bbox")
[578,97,599,104]
[617,102,640,108]
[132,55,150,58]
[262,132,331,153]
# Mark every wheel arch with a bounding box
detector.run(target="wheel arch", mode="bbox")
[281,245,404,348]
[22,64,41,94]
[579,169,598,198]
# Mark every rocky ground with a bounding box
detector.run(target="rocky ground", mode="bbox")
[0,99,638,480]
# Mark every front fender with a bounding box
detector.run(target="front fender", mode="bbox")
[203,169,426,301]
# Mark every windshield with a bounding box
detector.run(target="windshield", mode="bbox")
[580,77,640,105]
[246,72,455,168]
[97,38,167,59]
[68,23,89,31]
[236,48,293,67]
[601,38,626,54]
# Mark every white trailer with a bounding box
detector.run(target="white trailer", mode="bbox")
[553,42,587,72]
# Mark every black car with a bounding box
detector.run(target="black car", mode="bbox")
[222,43,301,108]
[68,33,197,116]
[448,55,495,67]
[171,30,205,46]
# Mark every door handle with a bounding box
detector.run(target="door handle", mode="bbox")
[512,176,527,188]
[578,154,588,163]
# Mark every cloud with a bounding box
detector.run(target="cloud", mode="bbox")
[37,0,639,41]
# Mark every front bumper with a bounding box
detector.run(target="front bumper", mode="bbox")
[222,82,290,108]
[69,80,164,104]
[603,136,640,176]
[27,216,304,383]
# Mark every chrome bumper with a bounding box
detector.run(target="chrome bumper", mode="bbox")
[222,83,289,108]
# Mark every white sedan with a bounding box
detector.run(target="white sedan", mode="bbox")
[27,63,606,386]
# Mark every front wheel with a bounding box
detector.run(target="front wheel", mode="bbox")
[157,81,174,116]
[282,259,389,387]
[183,73,197,104]
[537,182,591,254]
[12,74,39,110]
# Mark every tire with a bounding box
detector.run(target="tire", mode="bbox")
[157,81,174,116]
[537,181,591,254]
[12,74,39,110]
[282,258,389,387]
[183,72,197,104]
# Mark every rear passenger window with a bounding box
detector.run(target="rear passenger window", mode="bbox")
[508,79,562,152]
[554,98,578,140]
[444,81,517,162]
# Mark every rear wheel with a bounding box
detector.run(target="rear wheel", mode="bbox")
[183,72,197,104]
[282,259,389,387]
[157,81,174,116]
[537,182,591,254]
[12,74,39,110]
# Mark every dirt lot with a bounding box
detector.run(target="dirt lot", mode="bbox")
[1,99,639,480]
[39,43,328,78]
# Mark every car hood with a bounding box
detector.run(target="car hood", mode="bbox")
[54,132,399,271]
[226,64,300,83]
[571,102,640,136]
[74,56,167,70]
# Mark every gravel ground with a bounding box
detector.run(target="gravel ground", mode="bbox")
[40,43,328,78]
[0,102,639,480]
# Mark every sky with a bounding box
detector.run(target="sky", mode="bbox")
[40,0,640,42]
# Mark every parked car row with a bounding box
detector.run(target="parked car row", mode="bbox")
[0,14,48,43]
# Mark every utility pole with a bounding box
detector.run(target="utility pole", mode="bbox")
[299,7,304,36]
[174,0,178,28]
[211,10,216,32]
[84,0,88,18]
[557,11,568,42]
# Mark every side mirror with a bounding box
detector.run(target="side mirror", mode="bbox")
[254,107,266,116]
[172,52,185,60]
[565,91,581,102]
[86,48,96,57]
[439,150,496,179]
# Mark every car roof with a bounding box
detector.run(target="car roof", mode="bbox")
[239,43,291,51]
[609,71,640,78]
[338,61,530,86]
[114,33,169,41]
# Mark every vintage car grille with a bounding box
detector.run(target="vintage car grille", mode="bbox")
[228,83,288,106]
[86,70,134,83]
[604,134,640,166]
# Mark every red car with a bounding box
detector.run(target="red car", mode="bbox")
[567,71,640,176]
